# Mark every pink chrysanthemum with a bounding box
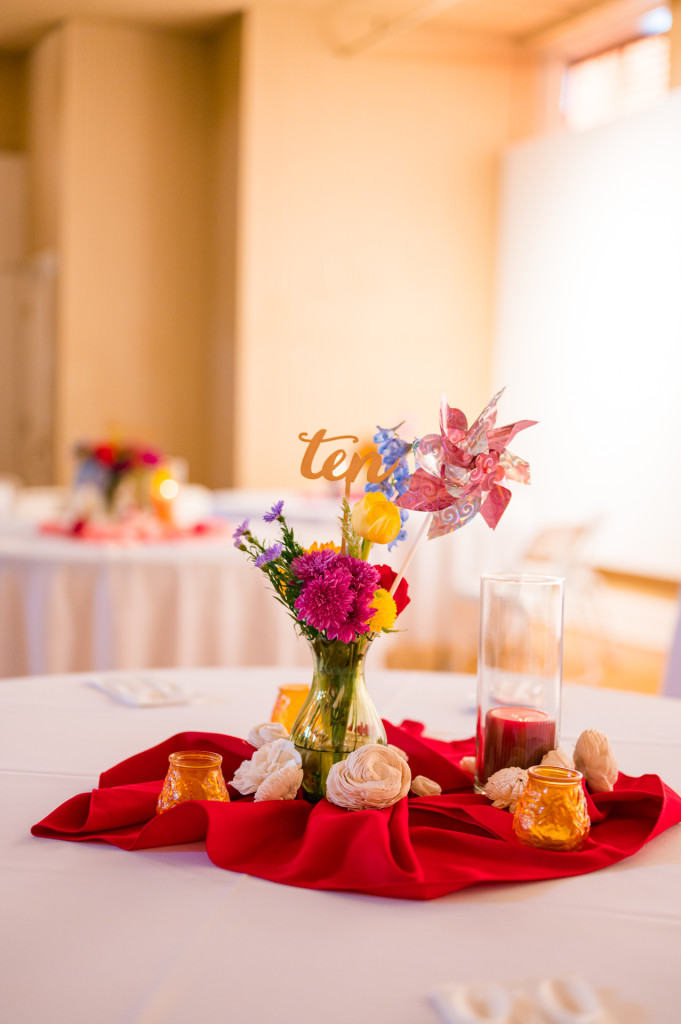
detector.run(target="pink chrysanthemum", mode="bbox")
[292,549,339,581]
[294,567,354,634]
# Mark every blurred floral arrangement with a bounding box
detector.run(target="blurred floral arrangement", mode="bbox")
[73,439,164,512]
[59,437,182,536]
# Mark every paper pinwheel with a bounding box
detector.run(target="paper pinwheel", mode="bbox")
[394,389,536,539]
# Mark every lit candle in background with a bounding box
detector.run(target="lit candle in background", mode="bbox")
[478,706,556,784]
[150,469,179,523]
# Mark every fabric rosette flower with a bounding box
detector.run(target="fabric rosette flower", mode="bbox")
[325,744,411,810]
[247,722,289,749]
[231,738,303,801]
[573,729,618,792]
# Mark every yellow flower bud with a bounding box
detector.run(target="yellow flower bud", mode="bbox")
[351,492,401,545]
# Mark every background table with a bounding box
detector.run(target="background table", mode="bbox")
[0,490,487,677]
[2,666,680,1023]
[0,531,310,676]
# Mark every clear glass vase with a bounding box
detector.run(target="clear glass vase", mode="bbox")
[289,636,386,802]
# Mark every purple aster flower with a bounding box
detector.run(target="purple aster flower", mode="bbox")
[292,549,339,581]
[233,519,250,548]
[295,567,354,634]
[263,500,284,523]
[254,542,283,568]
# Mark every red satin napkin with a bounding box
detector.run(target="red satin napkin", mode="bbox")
[31,721,681,901]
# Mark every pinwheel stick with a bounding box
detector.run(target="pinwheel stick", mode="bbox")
[388,512,432,598]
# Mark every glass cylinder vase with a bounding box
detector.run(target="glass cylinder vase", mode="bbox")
[289,636,386,802]
[475,574,564,793]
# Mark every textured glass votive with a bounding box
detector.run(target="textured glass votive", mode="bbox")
[156,751,229,814]
[513,765,590,851]
[271,683,309,733]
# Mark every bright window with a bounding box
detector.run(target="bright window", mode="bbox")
[562,33,671,131]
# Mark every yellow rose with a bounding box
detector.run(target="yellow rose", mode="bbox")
[351,492,401,545]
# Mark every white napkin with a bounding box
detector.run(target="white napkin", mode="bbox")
[431,976,618,1024]
[88,674,193,707]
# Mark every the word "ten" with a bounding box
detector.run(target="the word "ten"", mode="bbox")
[299,430,398,485]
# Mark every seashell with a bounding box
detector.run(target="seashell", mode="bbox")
[388,744,409,761]
[254,762,303,801]
[326,744,411,811]
[483,767,529,812]
[459,756,476,775]
[573,729,618,792]
[247,722,289,749]
[411,775,442,797]
[541,747,575,771]
[231,738,301,795]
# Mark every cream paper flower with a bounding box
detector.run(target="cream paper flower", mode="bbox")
[231,738,301,795]
[459,756,476,775]
[254,762,303,802]
[483,767,529,812]
[573,729,618,792]
[411,775,442,797]
[326,744,411,810]
[247,722,289,749]
[388,744,409,762]
[541,747,576,771]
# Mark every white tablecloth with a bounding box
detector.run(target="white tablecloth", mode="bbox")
[2,667,680,1023]
[0,532,309,677]
[0,491,485,677]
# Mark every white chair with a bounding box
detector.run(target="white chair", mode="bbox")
[662,595,681,697]
[519,520,610,685]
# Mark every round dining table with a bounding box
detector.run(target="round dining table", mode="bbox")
[2,665,680,1023]
[0,530,309,677]
[0,490,486,678]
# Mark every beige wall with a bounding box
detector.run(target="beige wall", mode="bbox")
[234,7,523,487]
[20,10,543,489]
[206,18,241,487]
[29,21,213,483]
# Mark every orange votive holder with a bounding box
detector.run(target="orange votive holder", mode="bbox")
[156,750,230,814]
[270,684,310,733]
[513,765,590,852]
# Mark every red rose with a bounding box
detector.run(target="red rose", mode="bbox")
[93,444,115,467]
[373,564,410,616]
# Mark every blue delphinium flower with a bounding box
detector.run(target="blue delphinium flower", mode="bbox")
[365,425,413,550]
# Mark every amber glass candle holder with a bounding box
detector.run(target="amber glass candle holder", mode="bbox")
[513,765,590,851]
[156,751,230,814]
[270,683,310,733]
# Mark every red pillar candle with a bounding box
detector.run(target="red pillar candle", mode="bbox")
[480,706,556,783]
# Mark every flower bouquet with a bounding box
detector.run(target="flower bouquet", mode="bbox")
[235,390,535,801]
[235,484,410,801]
[69,438,166,525]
